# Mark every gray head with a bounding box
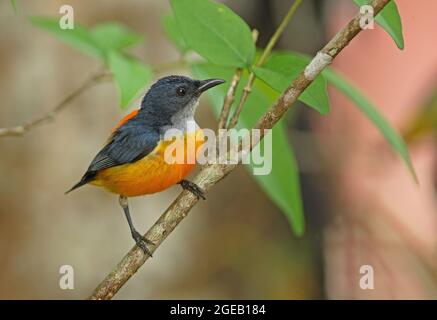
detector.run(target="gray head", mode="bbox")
[140,75,224,122]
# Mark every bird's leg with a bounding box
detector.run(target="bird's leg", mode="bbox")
[118,195,154,256]
[178,179,206,200]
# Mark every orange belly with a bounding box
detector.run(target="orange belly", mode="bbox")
[91,130,204,197]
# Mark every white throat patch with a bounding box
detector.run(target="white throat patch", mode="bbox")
[166,98,199,133]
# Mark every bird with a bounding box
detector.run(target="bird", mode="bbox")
[66,75,225,255]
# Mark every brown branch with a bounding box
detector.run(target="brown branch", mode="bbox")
[252,0,389,134]
[89,0,392,300]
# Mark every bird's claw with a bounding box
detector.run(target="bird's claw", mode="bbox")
[132,230,154,256]
[179,180,206,200]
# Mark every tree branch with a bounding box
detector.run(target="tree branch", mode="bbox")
[89,0,392,300]
[252,0,389,134]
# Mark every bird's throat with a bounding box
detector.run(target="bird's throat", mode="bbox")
[165,99,199,134]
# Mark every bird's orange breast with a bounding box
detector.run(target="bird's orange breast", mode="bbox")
[91,130,204,197]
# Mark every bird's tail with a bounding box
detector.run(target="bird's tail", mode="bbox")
[65,172,96,194]
[65,180,87,194]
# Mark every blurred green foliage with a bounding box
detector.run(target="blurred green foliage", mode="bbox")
[30,18,143,61]
[108,52,153,108]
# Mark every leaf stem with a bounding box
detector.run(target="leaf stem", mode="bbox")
[227,0,303,128]
[226,30,258,129]
[257,0,303,67]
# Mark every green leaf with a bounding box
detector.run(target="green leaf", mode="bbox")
[30,17,143,62]
[108,51,153,109]
[354,0,404,49]
[31,17,150,109]
[323,68,417,181]
[10,0,18,14]
[30,16,104,60]
[162,14,189,53]
[170,0,255,67]
[253,53,330,114]
[90,23,143,53]
[191,62,305,236]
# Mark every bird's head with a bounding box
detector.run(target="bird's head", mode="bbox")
[140,75,225,124]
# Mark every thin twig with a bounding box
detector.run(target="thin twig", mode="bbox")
[0,59,187,139]
[0,69,106,138]
[227,0,303,129]
[226,30,259,129]
[217,68,242,130]
[89,0,392,300]
[257,0,303,67]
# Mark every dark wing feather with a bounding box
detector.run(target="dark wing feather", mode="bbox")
[88,125,160,172]
[66,122,160,193]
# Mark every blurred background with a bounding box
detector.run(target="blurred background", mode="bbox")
[0,0,435,299]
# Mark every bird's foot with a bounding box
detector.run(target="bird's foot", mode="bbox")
[131,230,154,256]
[179,179,206,200]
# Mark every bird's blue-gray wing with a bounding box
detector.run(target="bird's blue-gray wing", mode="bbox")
[88,126,160,172]
[65,119,160,193]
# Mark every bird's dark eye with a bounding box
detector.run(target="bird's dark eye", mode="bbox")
[176,87,186,96]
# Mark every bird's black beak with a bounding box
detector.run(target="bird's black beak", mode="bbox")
[198,79,225,93]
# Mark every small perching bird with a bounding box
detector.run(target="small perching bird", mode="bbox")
[66,76,225,255]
